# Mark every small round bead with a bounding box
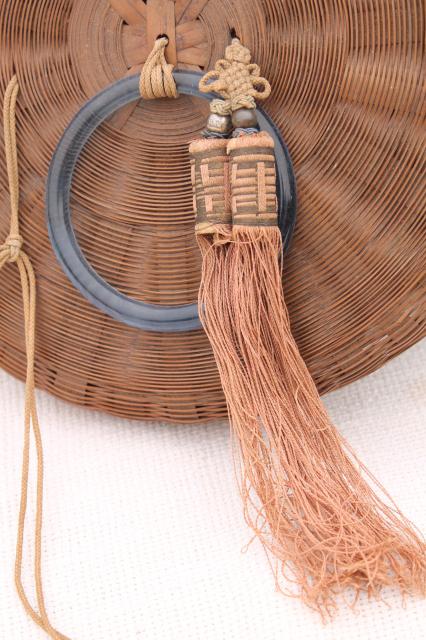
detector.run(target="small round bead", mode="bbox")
[231,108,258,128]
[206,113,232,134]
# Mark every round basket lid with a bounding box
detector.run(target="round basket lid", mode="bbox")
[0,0,424,422]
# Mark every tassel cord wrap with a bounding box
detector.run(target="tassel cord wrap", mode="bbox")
[192,40,426,614]
[1,77,70,639]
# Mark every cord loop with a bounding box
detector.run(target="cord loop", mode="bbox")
[139,36,178,99]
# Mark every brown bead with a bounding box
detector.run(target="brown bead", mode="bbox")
[206,113,232,134]
[231,108,258,128]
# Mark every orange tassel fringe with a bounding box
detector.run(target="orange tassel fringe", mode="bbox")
[193,133,426,619]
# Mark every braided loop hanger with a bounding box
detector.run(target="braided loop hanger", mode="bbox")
[139,36,178,99]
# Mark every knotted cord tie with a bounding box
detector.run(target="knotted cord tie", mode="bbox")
[199,37,271,115]
[0,35,180,638]
[0,234,23,263]
[0,78,24,266]
[1,76,70,639]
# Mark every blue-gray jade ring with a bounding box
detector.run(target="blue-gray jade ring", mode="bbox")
[46,70,296,333]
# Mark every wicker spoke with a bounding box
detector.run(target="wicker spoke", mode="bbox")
[174,0,192,23]
[176,19,206,49]
[178,0,210,24]
[178,43,209,67]
[120,4,208,69]
[109,0,146,25]
[122,25,148,66]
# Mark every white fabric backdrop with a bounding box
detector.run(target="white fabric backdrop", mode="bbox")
[1,340,425,640]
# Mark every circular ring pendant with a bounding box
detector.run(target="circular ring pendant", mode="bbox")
[46,71,296,333]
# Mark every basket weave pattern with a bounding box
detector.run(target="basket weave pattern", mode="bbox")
[0,0,424,422]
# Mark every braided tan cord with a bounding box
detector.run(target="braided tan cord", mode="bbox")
[1,77,70,640]
[209,98,232,116]
[139,36,178,99]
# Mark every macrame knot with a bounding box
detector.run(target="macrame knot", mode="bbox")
[1,233,23,262]
[199,37,271,112]
[210,98,232,116]
[139,36,178,100]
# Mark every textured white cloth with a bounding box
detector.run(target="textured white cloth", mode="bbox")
[0,341,425,640]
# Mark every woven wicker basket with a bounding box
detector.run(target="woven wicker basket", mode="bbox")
[0,0,424,423]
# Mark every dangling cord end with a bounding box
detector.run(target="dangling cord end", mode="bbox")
[1,77,70,640]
